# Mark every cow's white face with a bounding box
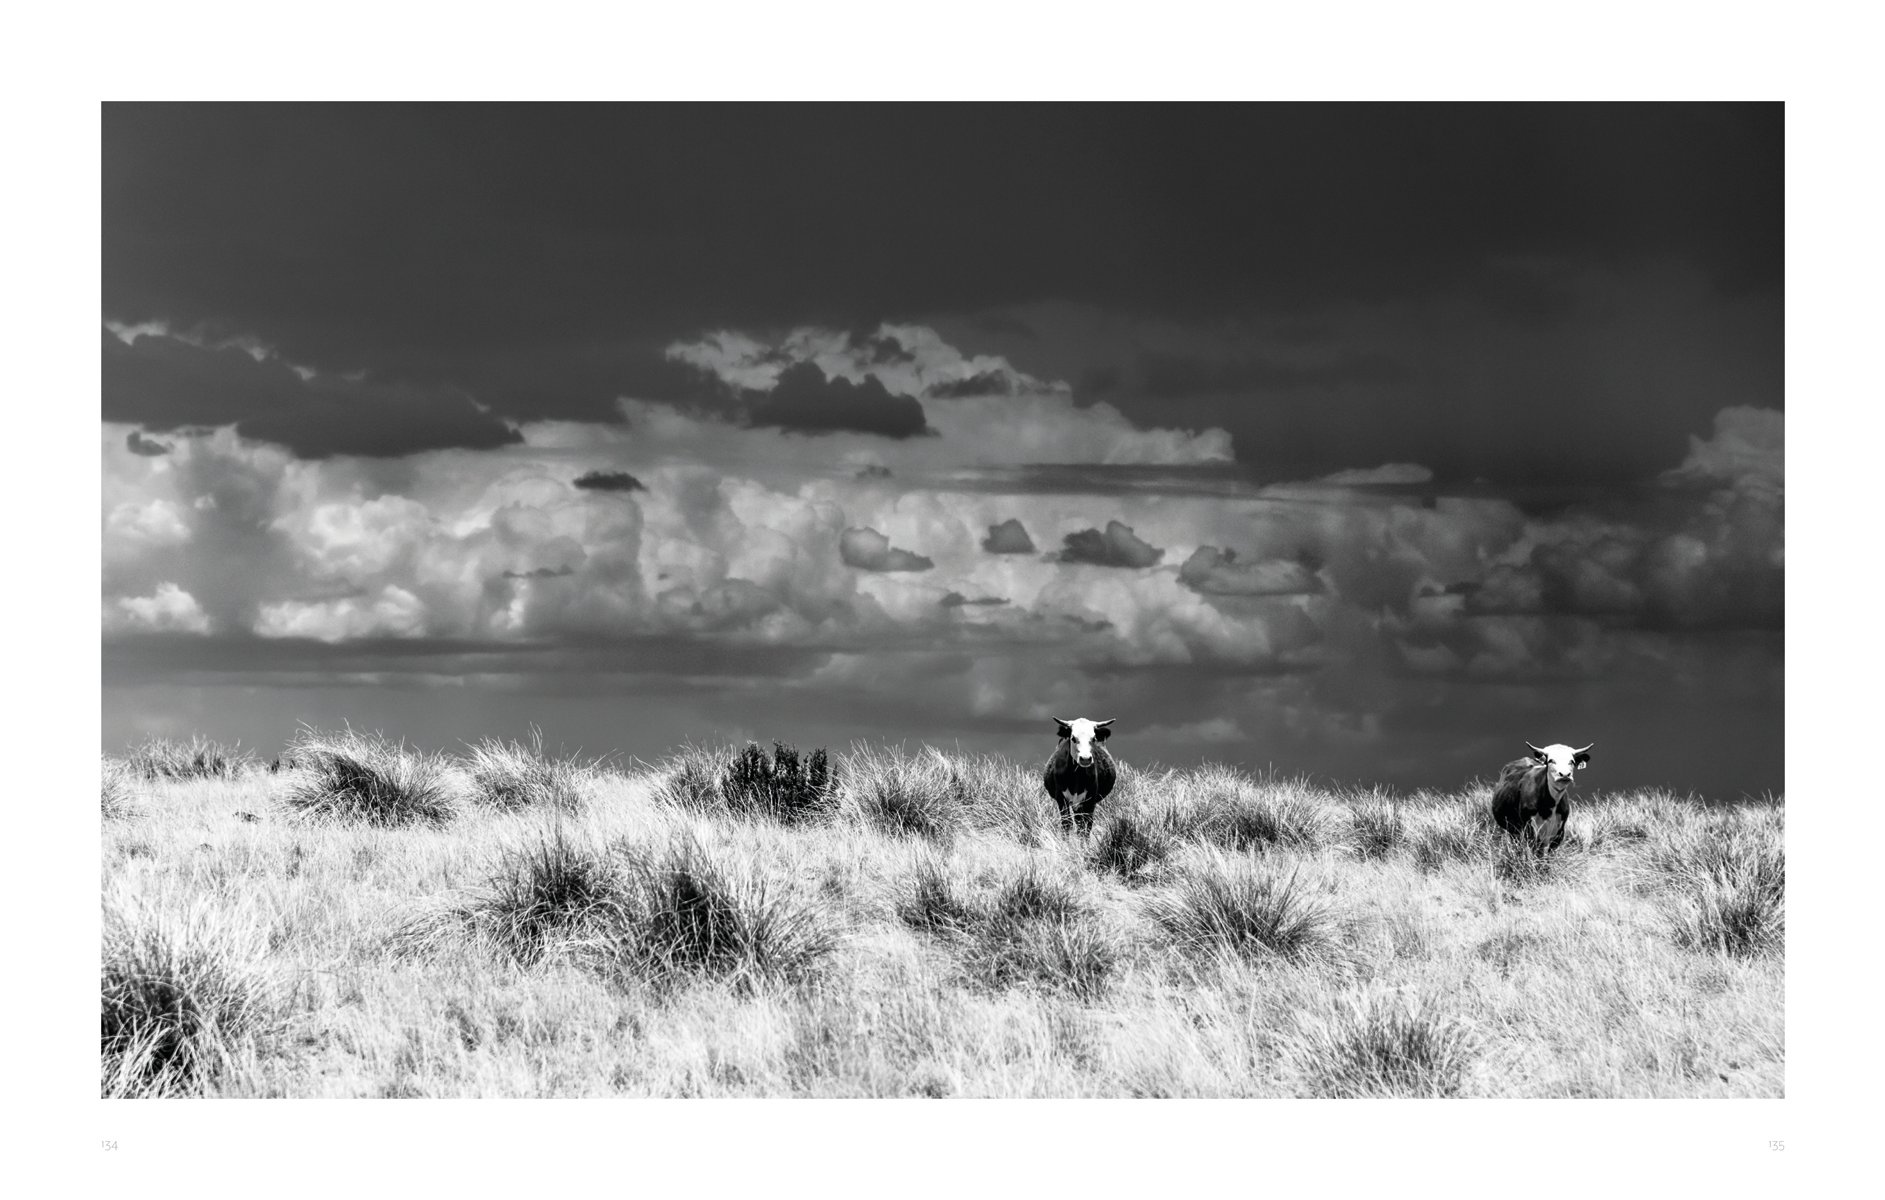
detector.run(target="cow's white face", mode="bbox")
[1528,741,1592,799]
[1055,717,1114,766]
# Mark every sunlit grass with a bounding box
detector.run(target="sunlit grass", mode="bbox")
[101,740,1783,1097]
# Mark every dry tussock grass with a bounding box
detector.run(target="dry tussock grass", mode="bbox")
[101,733,1784,1097]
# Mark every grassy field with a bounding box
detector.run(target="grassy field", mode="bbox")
[99,731,1784,1098]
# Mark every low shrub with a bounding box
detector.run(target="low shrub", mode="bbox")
[723,741,833,824]
[653,741,833,824]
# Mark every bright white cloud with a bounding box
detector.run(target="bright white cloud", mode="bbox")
[256,585,429,642]
[105,582,211,635]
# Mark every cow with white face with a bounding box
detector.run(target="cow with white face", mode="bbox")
[1490,741,1593,852]
[1043,717,1117,835]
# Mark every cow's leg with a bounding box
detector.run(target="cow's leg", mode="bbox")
[1051,792,1074,832]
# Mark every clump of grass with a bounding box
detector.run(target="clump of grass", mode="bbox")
[1145,853,1343,963]
[990,861,1084,925]
[1491,834,1570,886]
[953,753,1059,842]
[124,734,255,781]
[1087,810,1174,883]
[650,743,730,811]
[836,744,965,840]
[1146,765,1334,852]
[407,832,839,992]
[102,758,139,820]
[622,837,839,990]
[1408,806,1495,872]
[898,856,1110,997]
[897,856,978,934]
[1474,929,1547,977]
[1284,989,1480,1098]
[973,863,1107,997]
[101,894,274,1097]
[420,829,632,966]
[970,916,1117,1000]
[1652,826,1785,958]
[276,727,460,827]
[1347,795,1405,860]
[463,730,597,814]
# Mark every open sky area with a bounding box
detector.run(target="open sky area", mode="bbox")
[101,103,1783,797]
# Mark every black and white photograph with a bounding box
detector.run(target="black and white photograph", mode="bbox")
[97,101,1787,1103]
[44,11,1875,1177]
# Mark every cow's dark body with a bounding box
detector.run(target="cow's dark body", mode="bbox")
[1490,758,1568,852]
[1043,744,1116,835]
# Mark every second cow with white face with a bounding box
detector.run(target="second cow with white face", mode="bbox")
[1490,741,1593,852]
[1044,717,1117,835]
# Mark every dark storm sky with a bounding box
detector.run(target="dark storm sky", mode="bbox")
[101,103,1784,797]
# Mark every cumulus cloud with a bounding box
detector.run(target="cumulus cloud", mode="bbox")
[572,469,645,492]
[126,430,172,456]
[745,362,931,439]
[103,327,523,459]
[105,582,211,635]
[1451,408,1781,632]
[661,324,1233,467]
[1663,405,1782,492]
[256,585,429,642]
[106,498,192,555]
[839,526,935,572]
[926,369,1017,398]
[981,518,1037,554]
[1179,546,1322,596]
[1058,520,1164,569]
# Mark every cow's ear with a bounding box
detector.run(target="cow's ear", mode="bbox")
[1526,741,1548,761]
[1574,752,1592,768]
[1054,719,1072,737]
[1095,725,1112,742]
